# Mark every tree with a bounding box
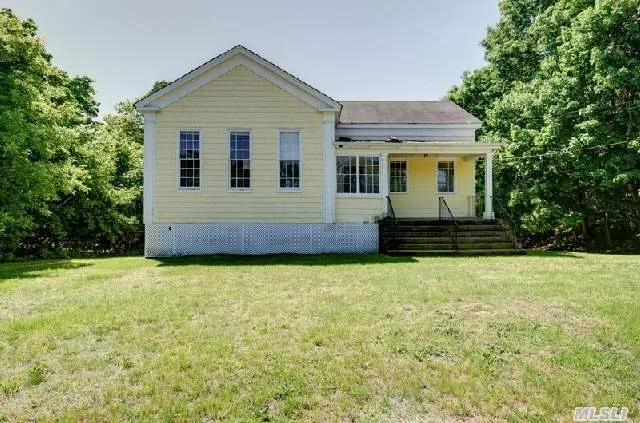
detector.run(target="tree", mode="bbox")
[0,9,153,258]
[0,9,94,257]
[448,0,640,250]
[35,101,144,255]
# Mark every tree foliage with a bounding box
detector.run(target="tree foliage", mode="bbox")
[448,0,640,250]
[0,9,144,258]
[0,8,92,255]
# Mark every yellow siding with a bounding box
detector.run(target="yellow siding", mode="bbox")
[335,197,384,223]
[389,157,475,218]
[154,65,324,223]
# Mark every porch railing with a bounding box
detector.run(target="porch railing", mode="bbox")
[439,196,458,252]
[493,196,520,249]
[386,195,398,250]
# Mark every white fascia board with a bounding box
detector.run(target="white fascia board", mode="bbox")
[334,141,501,155]
[135,46,340,112]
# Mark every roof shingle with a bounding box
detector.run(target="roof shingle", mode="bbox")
[338,101,481,125]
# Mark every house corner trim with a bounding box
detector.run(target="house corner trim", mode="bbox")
[323,111,336,223]
[143,111,157,225]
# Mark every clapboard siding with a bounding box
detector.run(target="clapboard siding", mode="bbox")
[389,156,475,218]
[335,197,384,223]
[154,65,324,223]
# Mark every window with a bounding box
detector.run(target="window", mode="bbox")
[437,161,455,193]
[336,156,357,193]
[229,131,250,190]
[279,131,300,190]
[336,155,380,194]
[389,161,407,193]
[359,156,379,194]
[178,130,200,189]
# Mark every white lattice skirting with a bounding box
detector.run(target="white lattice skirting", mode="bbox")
[144,223,379,257]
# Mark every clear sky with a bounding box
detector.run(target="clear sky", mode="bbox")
[5,0,500,116]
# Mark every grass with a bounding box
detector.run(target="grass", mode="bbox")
[0,252,639,422]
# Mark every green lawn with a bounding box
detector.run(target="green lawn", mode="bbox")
[0,253,639,422]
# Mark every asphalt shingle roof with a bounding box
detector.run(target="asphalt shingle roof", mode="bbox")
[338,101,481,125]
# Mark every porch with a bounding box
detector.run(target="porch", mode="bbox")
[333,140,500,223]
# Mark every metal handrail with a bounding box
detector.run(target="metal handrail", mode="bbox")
[386,196,398,250]
[439,197,458,252]
[493,196,519,248]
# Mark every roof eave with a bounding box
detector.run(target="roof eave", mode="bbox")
[134,45,340,112]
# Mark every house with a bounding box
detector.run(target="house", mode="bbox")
[135,45,502,257]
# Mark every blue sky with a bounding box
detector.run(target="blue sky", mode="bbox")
[5,0,500,116]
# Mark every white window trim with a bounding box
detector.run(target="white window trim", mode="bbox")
[227,128,252,193]
[389,159,408,195]
[436,159,456,195]
[276,129,303,193]
[335,154,382,198]
[176,129,202,192]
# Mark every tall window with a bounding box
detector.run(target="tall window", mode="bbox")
[229,131,250,190]
[437,161,455,193]
[279,131,300,190]
[336,156,357,193]
[389,161,407,193]
[336,155,380,194]
[178,130,200,189]
[359,156,379,194]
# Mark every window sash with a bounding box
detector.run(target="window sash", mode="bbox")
[178,130,200,190]
[336,155,380,195]
[229,131,251,190]
[336,156,357,193]
[358,156,379,194]
[279,132,300,190]
[437,161,455,193]
[389,161,407,193]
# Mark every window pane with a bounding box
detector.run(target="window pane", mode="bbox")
[357,156,380,194]
[279,132,300,189]
[337,156,380,194]
[337,157,357,193]
[178,131,200,189]
[229,131,251,189]
[437,161,454,193]
[389,161,407,193]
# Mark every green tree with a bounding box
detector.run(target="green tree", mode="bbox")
[449,0,640,250]
[0,9,94,257]
[40,101,144,255]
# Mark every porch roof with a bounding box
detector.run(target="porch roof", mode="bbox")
[338,101,481,125]
[334,140,501,156]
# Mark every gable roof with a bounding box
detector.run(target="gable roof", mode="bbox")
[338,101,481,125]
[135,45,341,112]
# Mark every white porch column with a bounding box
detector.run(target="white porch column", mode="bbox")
[483,150,494,219]
[381,152,389,214]
[322,111,336,223]
[143,111,157,224]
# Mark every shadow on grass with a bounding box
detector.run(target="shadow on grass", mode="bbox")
[525,250,583,258]
[0,260,93,282]
[155,253,418,267]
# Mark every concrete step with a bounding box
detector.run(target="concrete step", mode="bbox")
[391,230,510,238]
[398,242,516,250]
[395,224,504,232]
[387,248,527,256]
[396,219,498,226]
[398,243,455,250]
[394,236,512,244]
[457,242,516,250]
